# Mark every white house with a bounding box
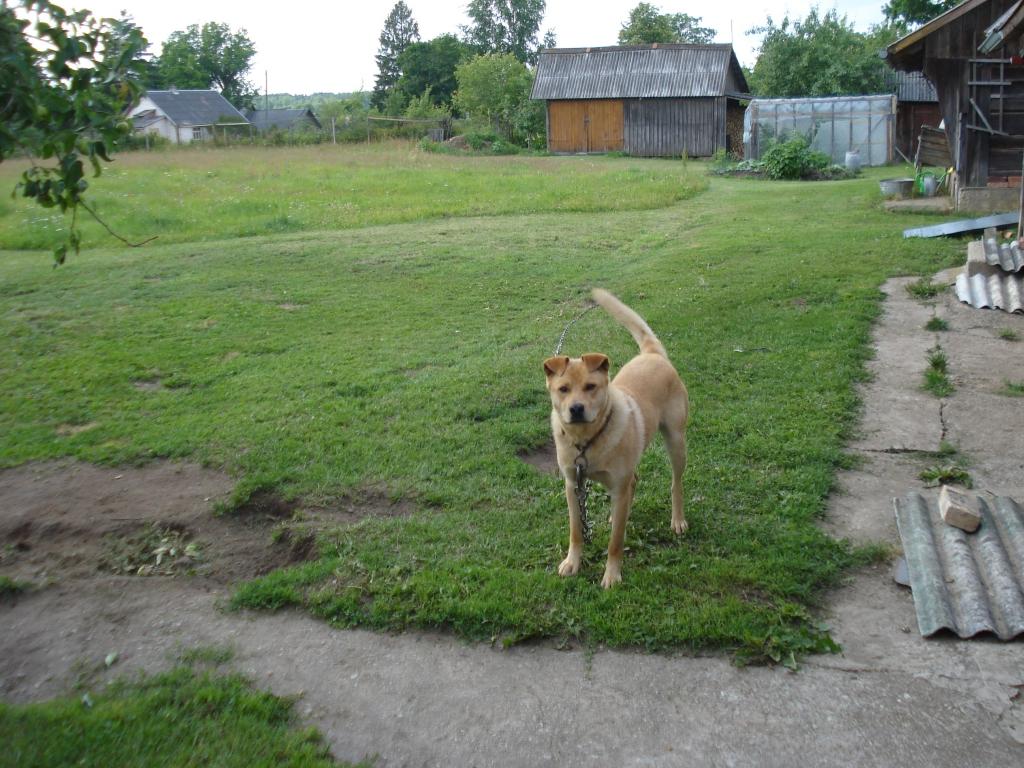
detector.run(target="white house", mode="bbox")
[130,89,250,144]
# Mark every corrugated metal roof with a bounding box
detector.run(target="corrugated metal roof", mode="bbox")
[983,228,1024,272]
[894,492,1024,640]
[144,90,249,126]
[889,71,938,102]
[531,44,744,100]
[956,269,1024,312]
[246,108,322,132]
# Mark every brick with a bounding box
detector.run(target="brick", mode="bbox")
[939,485,982,533]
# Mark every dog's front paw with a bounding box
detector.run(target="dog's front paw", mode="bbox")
[600,562,622,589]
[671,517,688,535]
[558,552,581,577]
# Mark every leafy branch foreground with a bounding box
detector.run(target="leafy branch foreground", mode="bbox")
[0,0,147,263]
[0,153,963,662]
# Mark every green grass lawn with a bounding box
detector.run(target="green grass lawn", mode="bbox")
[0,664,365,768]
[0,143,705,251]
[0,144,964,661]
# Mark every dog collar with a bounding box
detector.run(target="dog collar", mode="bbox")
[573,405,614,461]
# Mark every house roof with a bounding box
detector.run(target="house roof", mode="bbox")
[143,90,249,126]
[246,108,322,132]
[531,44,749,101]
[886,0,1009,69]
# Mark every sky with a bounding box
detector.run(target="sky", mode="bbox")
[72,1,889,94]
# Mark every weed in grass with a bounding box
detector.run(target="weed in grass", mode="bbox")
[925,316,949,332]
[99,524,201,576]
[0,575,29,598]
[999,328,1020,341]
[923,345,953,397]
[906,277,944,300]
[0,667,362,767]
[920,465,973,488]
[177,645,235,667]
[1001,379,1024,397]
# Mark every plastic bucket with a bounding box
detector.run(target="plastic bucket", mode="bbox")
[845,150,861,173]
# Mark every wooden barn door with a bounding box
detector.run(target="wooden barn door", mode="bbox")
[548,101,623,153]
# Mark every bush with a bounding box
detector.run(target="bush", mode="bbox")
[113,132,171,152]
[760,136,830,180]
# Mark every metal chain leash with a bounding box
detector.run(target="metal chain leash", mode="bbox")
[554,300,602,544]
[553,302,598,356]
[574,460,593,544]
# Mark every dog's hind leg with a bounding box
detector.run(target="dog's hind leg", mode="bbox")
[661,415,688,535]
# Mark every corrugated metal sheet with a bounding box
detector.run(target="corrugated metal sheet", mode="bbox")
[903,211,1019,238]
[983,228,1024,272]
[624,98,723,156]
[532,45,741,101]
[894,492,1024,640]
[956,270,1024,312]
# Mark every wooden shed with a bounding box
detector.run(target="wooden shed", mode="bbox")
[886,0,1024,208]
[531,44,749,157]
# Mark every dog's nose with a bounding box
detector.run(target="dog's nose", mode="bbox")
[569,403,585,421]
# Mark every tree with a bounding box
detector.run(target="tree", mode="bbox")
[748,10,892,97]
[157,22,258,109]
[618,3,715,45]
[454,53,541,144]
[462,0,552,64]
[393,35,473,113]
[883,0,959,26]
[371,2,420,111]
[1,0,148,263]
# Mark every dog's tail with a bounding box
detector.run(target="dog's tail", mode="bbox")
[591,288,667,357]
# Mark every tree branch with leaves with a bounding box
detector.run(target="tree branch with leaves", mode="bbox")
[1,0,149,264]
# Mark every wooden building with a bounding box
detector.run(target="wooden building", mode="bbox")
[886,0,1024,207]
[530,44,749,157]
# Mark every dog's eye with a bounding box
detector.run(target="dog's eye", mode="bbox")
[558,385,569,393]
[584,383,596,391]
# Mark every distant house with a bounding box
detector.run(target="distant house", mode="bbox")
[130,89,251,144]
[886,0,1024,209]
[245,108,323,134]
[530,44,749,157]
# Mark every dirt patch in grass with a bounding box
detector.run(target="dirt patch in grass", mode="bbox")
[0,461,399,589]
[517,440,560,476]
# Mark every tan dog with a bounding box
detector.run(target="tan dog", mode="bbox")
[544,289,689,588]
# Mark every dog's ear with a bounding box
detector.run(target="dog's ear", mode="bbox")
[543,356,570,379]
[581,353,610,375]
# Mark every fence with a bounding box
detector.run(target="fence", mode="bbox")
[744,95,896,167]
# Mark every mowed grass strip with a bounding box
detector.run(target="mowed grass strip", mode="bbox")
[0,142,705,251]
[0,148,964,658]
[0,666,362,768]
